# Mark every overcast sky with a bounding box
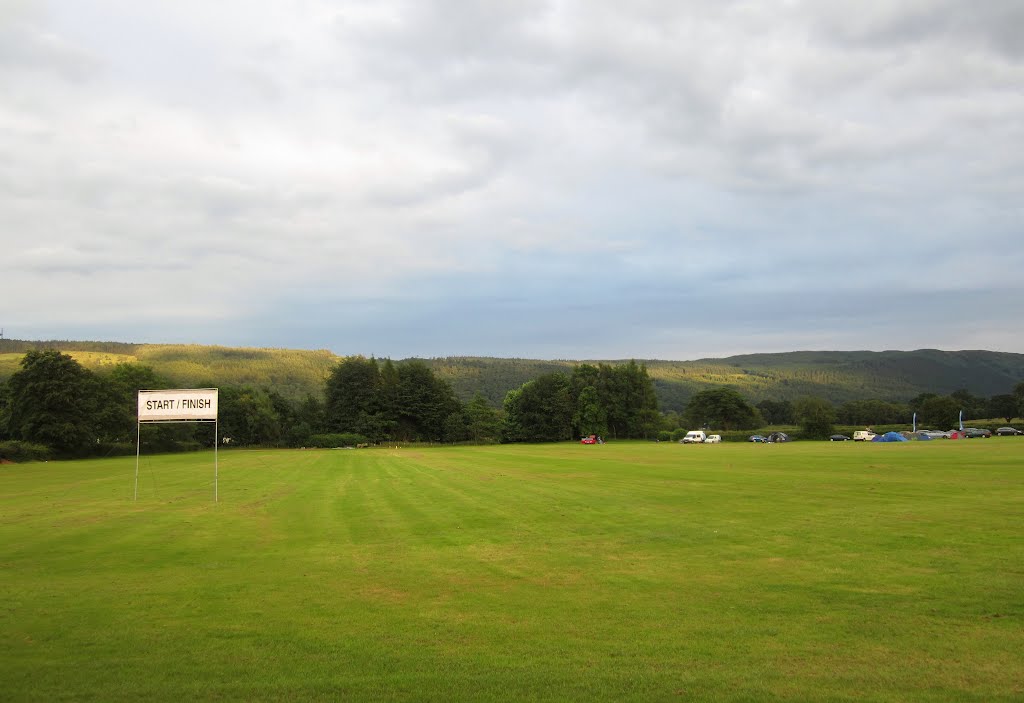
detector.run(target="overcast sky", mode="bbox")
[3,1,1022,360]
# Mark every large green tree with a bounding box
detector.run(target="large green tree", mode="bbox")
[289,394,326,446]
[793,396,836,439]
[324,356,388,440]
[501,388,526,443]
[219,385,283,446]
[950,389,986,421]
[501,361,659,443]
[395,361,461,442]
[324,356,464,443]
[613,360,660,438]
[465,392,503,443]
[987,394,1018,423]
[573,385,607,437]
[919,395,960,430]
[0,382,9,441]
[502,373,573,443]
[583,361,659,439]
[5,350,98,455]
[757,399,794,425]
[684,387,760,430]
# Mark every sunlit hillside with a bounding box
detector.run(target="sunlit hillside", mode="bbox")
[2,340,1023,411]
[0,341,339,403]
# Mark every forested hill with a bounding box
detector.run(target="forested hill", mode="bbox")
[1,340,1022,411]
[0,341,337,403]
[424,350,1024,411]
[640,350,1024,412]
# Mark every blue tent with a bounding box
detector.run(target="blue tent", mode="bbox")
[872,431,908,442]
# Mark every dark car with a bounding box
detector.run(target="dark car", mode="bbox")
[829,434,851,441]
[995,427,1022,436]
[962,428,992,438]
[748,435,766,443]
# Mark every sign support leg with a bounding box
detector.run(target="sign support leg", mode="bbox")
[134,421,141,501]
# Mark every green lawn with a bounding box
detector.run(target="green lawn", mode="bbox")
[2,440,1022,701]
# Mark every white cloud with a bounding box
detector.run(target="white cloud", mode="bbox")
[2,0,1022,357]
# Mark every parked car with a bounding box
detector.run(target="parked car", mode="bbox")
[853,430,876,442]
[962,428,992,438]
[830,434,851,441]
[680,430,707,444]
[995,427,1022,436]
[580,436,597,444]
[748,435,766,443]
[917,429,951,439]
[704,434,722,444]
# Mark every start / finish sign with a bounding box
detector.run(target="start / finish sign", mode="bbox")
[136,388,220,502]
[138,388,218,422]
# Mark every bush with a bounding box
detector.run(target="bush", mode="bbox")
[670,428,688,442]
[657,430,672,442]
[307,433,370,448]
[0,440,53,463]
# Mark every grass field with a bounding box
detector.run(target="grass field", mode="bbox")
[2,440,1022,701]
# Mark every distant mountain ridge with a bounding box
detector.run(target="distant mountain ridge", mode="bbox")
[2,339,1022,411]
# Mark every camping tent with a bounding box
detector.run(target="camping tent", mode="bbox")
[872,431,908,442]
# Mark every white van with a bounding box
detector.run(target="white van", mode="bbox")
[680,430,707,444]
[853,430,876,442]
[704,434,722,444]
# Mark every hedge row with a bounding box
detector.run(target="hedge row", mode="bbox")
[306,433,371,448]
[0,441,54,463]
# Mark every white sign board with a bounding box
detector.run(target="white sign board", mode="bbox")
[138,388,218,422]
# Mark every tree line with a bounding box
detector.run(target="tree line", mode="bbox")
[0,351,661,458]
[2,350,1022,459]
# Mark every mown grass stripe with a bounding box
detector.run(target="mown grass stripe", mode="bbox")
[2,440,1023,701]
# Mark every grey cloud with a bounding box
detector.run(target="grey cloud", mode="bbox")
[809,0,1024,58]
[0,5,101,82]
[325,3,549,106]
